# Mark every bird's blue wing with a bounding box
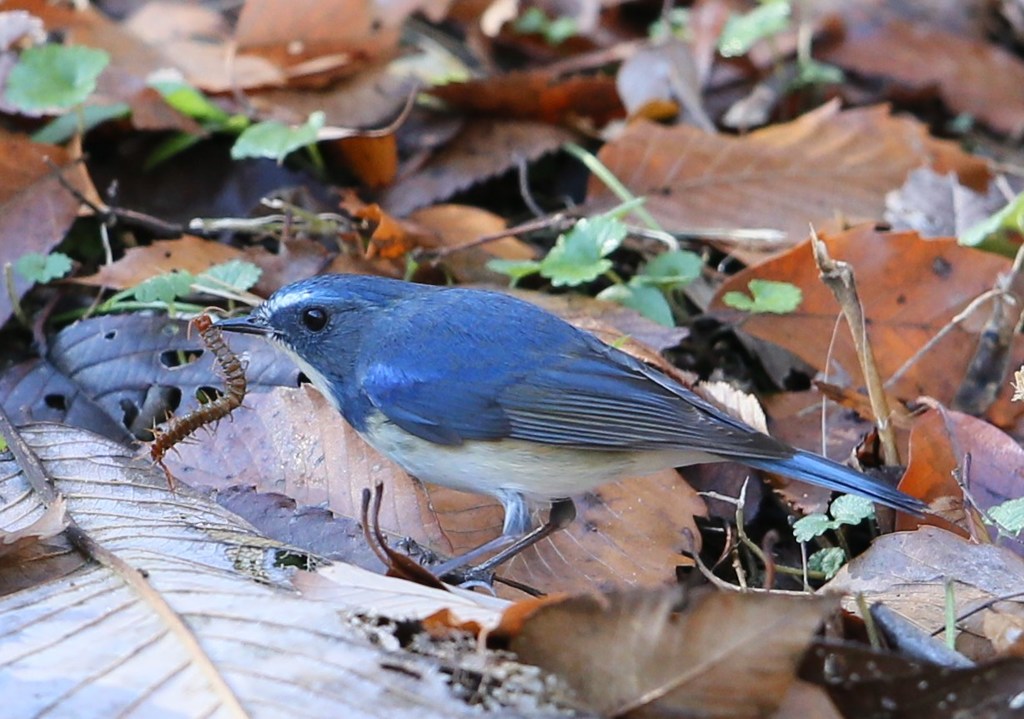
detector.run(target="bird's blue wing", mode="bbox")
[355,288,792,460]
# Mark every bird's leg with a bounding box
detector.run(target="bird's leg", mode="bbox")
[431,498,577,582]
[472,498,576,574]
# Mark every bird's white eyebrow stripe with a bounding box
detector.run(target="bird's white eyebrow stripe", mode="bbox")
[265,288,318,313]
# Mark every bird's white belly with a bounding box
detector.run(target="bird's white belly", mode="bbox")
[362,414,716,501]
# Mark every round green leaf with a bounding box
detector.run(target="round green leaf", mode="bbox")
[5,44,110,111]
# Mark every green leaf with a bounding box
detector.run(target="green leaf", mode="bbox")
[539,216,626,287]
[990,497,1024,534]
[231,111,325,163]
[808,547,846,579]
[14,252,73,283]
[598,282,674,326]
[148,79,230,125]
[31,102,130,144]
[792,513,834,543]
[793,59,844,88]
[636,250,703,288]
[5,44,110,111]
[514,7,550,34]
[197,260,262,292]
[718,0,791,58]
[829,494,875,525]
[131,271,195,304]
[545,16,578,44]
[722,279,802,314]
[960,189,1024,257]
[487,259,542,283]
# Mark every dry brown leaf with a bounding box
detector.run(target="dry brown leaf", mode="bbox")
[73,236,250,289]
[511,586,835,717]
[428,70,625,126]
[825,526,1024,658]
[380,118,576,216]
[885,167,1009,239]
[823,19,1024,136]
[587,102,989,252]
[0,132,96,327]
[408,203,535,283]
[710,226,1024,432]
[897,405,1024,552]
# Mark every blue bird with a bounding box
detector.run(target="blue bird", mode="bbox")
[218,274,925,576]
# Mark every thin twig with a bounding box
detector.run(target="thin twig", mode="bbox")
[810,227,899,465]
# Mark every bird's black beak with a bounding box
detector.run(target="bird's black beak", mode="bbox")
[215,314,273,337]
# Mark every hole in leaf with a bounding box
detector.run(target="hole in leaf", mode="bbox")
[44,394,67,411]
[104,331,116,340]
[196,386,224,404]
[160,348,203,368]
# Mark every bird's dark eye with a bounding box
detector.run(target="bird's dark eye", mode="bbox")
[301,307,328,331]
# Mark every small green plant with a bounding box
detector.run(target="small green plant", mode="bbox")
[717,0,842,90]
[989,497,1024,534]
[93,260,263,318]
[5,44,109,111]
[793,494,875,579]
[489,207,702,326]
[722,278,802,313]
[14,252,73,284]
[231,111,326,167]
[717,0,791,58]
[514,7,579,45]
[4,43,127,143]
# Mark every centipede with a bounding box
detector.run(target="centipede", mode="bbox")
[150,313,247,488]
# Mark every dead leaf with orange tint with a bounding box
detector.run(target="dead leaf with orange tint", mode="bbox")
[511,586,835,717]
[73,236,251,289]
[353,202,419,259]
[0,132,97,327]
[407,203,535,283]
[897,405,1024,550]
[710,226,1024,433]
[163,384,705,596]
[587,102,989,253]
[822,19,1024,136]
[428,70,625,127]
[825,526,1024,659]
[380,118,576,216]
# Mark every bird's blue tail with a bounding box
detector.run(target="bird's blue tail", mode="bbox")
[745,449,925,515]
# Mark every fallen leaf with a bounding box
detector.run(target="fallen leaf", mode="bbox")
[380,118,575,216]
[0,422,522,716]
[897,405,1024,554]
[825,526,1024,657]
[587,102,989,252]
[428,70,625,127]
[512,586,835,717]
[823,19,1024,136]
[0,132,96,327]
[710,226,1024,432]
[885,167,1008,239]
